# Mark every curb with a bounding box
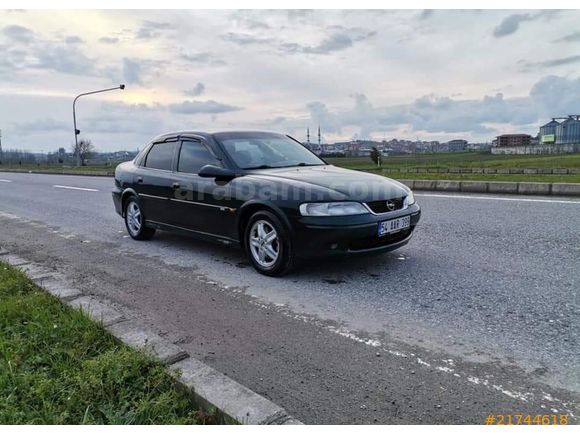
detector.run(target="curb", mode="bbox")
[374,166,580,175]
[398,179,580,197]
[0,251,301,425]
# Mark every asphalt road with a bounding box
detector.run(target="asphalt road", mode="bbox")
[0,172,578,423]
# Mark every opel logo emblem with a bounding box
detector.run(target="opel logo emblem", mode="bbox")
[386,200,395,211]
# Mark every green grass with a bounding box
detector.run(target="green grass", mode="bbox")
[0,261,209,424]
[326,152,580,170]
[382,172,580,183]
[4,153,580,183]
[0,164,115,176]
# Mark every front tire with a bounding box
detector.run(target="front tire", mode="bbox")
[244,210,294,276]
[124,196,156,240]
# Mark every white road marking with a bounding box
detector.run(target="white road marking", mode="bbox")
[416,193,580,205]
[0,179,12,183]
[53,185,99,192]
[245,296,577,415]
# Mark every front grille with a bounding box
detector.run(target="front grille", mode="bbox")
[366,197,405,214]
[349,228,412,251]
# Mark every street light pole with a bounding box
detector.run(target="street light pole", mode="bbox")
[73,84,125,166]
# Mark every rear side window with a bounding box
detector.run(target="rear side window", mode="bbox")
[145,142,177,170]
[177,140,219,174]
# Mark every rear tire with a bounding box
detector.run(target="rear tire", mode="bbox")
[124,196,156,240]
[244,210,293,276]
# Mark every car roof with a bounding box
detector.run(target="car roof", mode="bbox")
[149,130,285,143]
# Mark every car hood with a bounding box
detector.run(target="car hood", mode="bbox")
[246,165,409,202]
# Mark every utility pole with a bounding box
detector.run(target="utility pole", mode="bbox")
[318,125,321,147]
[307,127,310,145]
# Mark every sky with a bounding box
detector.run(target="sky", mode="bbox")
[1,9,580,152]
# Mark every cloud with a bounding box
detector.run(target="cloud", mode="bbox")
[520,55,580,71]
[135,20,172,39]
[529,75,580,116]
[184,82,205,97]
[2,24,34,43]
[553,31,580,43]
[13,117,69,134]
[64,35,83,44]
[122,58,143,84]
[180,51,226,66]
[106,57,164,85]
[275,75,580,139]
[233,14,271,30]
[281,33,355,54]
[493,13,533,37]
[0,44,27,77]
[493,11,559,38]
[3,9,580,151]
[168,100,242,114]
[99,101,164,114]
[33,45,95,75]
[221,32,274,45]
[223,27,375,55]
[99,36,119,44]
[0,27,96,76]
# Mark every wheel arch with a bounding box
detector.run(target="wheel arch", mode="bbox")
[120,188,139,217]
[236,200,292,248]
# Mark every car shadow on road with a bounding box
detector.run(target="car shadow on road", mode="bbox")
[146,229,415,281]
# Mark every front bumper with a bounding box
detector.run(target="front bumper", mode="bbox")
[291,203,421,258]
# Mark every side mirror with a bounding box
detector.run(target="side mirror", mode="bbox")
[198,165,236,180]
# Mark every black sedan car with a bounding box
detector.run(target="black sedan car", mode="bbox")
[113,131,421,276]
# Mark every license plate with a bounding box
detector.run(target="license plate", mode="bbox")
[378,215,410,237]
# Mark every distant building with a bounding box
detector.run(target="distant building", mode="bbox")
[447,139,467,152]
[539,119,559,144]
[555,115,580,145]
[495,134,531,148]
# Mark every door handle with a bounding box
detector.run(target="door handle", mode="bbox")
[172,182,180,189]
[137,177,143,183]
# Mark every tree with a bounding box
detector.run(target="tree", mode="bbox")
[370,146,381,167]
[71,139,94,166]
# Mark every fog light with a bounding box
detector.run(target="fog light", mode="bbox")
[330,243,338,250]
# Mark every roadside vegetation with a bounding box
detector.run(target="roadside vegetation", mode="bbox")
[325,152,580,183]
[2,152,580,183]
[380,172,580,183]
[0,261,208,424]
[326,152,580,170]
[0,163,116,176]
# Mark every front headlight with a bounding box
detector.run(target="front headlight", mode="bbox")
[404,191,415,207]
[299,202,369,216]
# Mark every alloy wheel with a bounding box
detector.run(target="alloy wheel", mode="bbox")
[126,201,142,236]
[249,220,280,268]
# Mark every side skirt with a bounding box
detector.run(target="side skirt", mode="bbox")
[146,220,241,248]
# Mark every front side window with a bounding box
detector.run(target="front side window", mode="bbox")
[177,141,219,174]
[215,133,325,169]
[144,142,177,170]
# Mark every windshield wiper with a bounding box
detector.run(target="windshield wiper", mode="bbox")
[245,164,275,170]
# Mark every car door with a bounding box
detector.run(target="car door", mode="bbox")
[134,139,177,224]
[169,139,234,237]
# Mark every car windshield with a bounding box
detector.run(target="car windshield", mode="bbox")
[216,133,325,170]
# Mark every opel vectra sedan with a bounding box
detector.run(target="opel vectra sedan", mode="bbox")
[112,131,421,275]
